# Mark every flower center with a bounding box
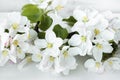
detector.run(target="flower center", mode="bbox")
[49,56,55,62]
[36,54,42,60]
[63,51,68,58]
[17,47,22,54]
[82,16,89,23]
[81,36,87,42]
[47,43,53,48]
[55,5,64,11]
[96,43,103,49]
[12,23,19,30]
[13,40,19,46]
[94,28,100,36]
[27,57,32,62]
[95,62,101,68]
[108,60,113,66]
[2,50,8,57]
[28,33,31,39]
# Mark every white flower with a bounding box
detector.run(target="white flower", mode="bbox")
[73,8,98,26]
[37,55,56,72]
[68,29,92,56]
[0,33,16,66]
[82,14,114,41]
[92,40,113,61]
[72,8,114,41]
[11,34,29,59]
[29,0,67,12]
[0,48,16,66]
[84,58,104,73]
[55,46,78,75]
[17,56,32,70]
[29,0,51,9]
[32,53,42,62]
[91,18,114,41]
[12,34,27,47]
[104,57,120,71]
[31,45,43,62]
[51,0,67,12]
[25,29,38,41]
[48,13,70,31]
[34,30,63,57]
[7,12,29,37]
[110,18,120,43]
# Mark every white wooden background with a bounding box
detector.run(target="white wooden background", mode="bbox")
[0,0,120,12]
[0,0,120,80]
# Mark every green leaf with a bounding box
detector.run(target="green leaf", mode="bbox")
[53,24,68,39]
[38,15,53,31]
[21,4,43,23]
[38,32,46,39]
[63,16,77,27]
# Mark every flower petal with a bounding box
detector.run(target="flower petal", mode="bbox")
[73,8,86,21]
[100,30,114,41]
[45,48,60,57]
[103,44,113,53]
[45,30,56,43]
[68,47,82,56]
[0,56,9,66]
[92,47,102,61]
[32,54,42,62]
[54,38,63,48]
[34,39,47,48]
[84,59,95,68]
[68,34,81,46]
[37,55,54,71]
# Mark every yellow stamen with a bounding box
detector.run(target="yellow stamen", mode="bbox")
[17,47,22,54]
[94,28,100,36]
[2,50,8,57]
[55,5,64,11]
[108,60,113,66]
[49,56,54,62]
[12,23,19,30]
[81,36,87,42]
[63,51,68,58]
[26,57,32,62]
[82,16,89,23]
[13,40,19,46]
[36,54,42,60]
[28,33,31,39]
[47,43,53,48]
[95,62,101,68]
[96,43,103,49]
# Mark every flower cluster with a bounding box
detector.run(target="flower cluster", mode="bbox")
[0,0,120,75]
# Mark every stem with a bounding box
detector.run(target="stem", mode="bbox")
[34,21,40,33]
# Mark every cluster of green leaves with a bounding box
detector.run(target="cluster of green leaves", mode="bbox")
[21,4,69,40]
[21,4,53,31]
